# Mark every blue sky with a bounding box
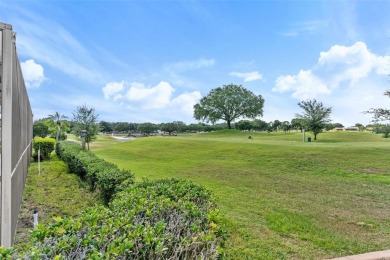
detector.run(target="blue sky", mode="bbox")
[2,0,390,126]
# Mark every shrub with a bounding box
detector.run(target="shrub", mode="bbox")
[50,132,67,141]
[32,137,55,161]
[21,179,228,259]
[0,246,13,259]
[56,141,134,203]
[373,125,390,138]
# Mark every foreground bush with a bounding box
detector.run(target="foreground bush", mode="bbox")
[32,137,55,161]
[21,179,227,259]
[56,141,134,203]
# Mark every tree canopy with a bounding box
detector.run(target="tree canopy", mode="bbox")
[33,121,50,138]
[193,84,265,129]
[48,112,68,142]
[72,105,99,150]
[137,122,159,135]
[296,99,332,140]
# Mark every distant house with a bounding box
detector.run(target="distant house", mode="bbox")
[334,127,344,131]
[345,126,359,131]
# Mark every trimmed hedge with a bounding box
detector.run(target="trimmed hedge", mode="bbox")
[22,179,227,259]
[56,141,134,203]
[33,137,56,161]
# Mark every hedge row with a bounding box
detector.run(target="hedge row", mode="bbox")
[55,141,134,203]
[32,137,56,161]
[22,179,227,259]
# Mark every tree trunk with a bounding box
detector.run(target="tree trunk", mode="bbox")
[56,127,60,142]
[314,134,317,140]
[227,120,231,129]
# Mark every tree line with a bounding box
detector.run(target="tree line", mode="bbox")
[33,84,390,145]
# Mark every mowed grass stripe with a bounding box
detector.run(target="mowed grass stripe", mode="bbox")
[92,131,390,259]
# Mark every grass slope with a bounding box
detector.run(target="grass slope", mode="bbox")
[14,154,100,251]
[92,131,390,259]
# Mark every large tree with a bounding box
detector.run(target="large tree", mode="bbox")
[193,84,265,129]
[296,99,332,140]
[48,112,68,142]
[72,105,100,150]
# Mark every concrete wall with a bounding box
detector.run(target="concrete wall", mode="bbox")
[0,22,33,247]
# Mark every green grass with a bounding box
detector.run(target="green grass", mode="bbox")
[92,130,390,259]
[14,154,100,251]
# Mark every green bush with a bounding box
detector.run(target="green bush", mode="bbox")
[56,141,134,203]
[50,132,67,141]
[0,246,13,259]
[21,179,227,259]
[32,137,55,161]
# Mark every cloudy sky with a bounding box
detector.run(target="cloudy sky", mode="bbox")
[2,0,390,126]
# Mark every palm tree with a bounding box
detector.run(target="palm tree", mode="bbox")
[48,112,68,142]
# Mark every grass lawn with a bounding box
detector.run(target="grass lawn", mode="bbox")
[92,130,390,259]
[14,154,100,252]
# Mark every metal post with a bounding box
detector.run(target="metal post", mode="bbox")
[80,130,87,150]
[33,209,38,229]
[38,145,41,176]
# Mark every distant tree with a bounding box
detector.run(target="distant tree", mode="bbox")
[271,120,282,132]
[33,121,50,138]
[280,121,291,133]
[48,112,68,142]
[160,122,178,135]
[325,123,335,131]
[72,105,100,150]
[354,123,365,131]
[291,118,305,132]
[252,119,269,131]
[374,124,390,138]
[100,121,113,133]
[365,90,390,138]
[194,84,264,129]
[187,123,204,132]
[114,122,130,133]
[172,121,187,132]
[366,90,390,121]
[297,99,332,140]
[324,123,344,131]
[235,120,253,131]
[138,122,158,135]
[128,123,138,132]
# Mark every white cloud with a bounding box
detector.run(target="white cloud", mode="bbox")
[20,59,46,88]
[171,91,202,116]
[164,58,215,72]
[273,42,390,100]
[282,20,328,37]
[230,71,263,82]
[102,81,125,100]
[10,9,105,83]
[274,70,331,100]
[125,81,174,109]
[101,80,203,122]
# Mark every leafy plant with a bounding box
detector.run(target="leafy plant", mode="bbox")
[56,141,134,203]
[32,137,56,161]
[20,179,227,259]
